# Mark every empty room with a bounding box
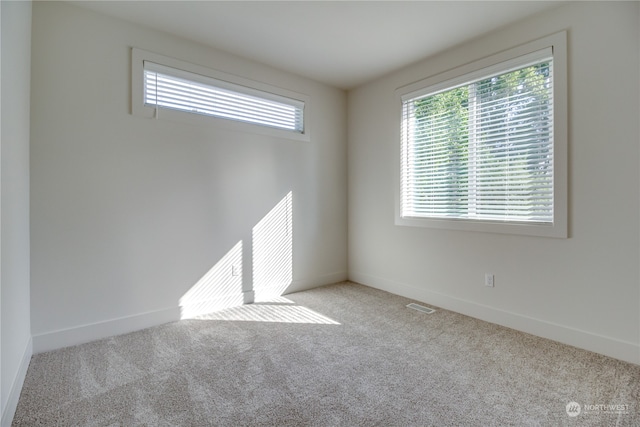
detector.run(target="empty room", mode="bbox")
[2,1,639,425]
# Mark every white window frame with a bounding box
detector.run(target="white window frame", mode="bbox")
[394,32,567,238]
[131,48,311,142]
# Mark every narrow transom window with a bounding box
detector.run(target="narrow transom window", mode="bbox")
[143,61,304,133]
[397,33,567,238]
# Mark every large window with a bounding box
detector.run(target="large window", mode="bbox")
[396,33,567,237]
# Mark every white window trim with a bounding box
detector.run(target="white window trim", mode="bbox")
[131,48,311,142]
[394,31,567,238]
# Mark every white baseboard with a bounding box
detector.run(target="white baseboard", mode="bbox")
[32,306,181,354]
[31,273,349,355]
[1,337,33,427]
[349,271,640,365]
[180,291,251,318]
[289,271,349,293]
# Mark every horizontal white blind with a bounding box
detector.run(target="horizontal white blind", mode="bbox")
[401,56,554,223]
[144,61,304,133]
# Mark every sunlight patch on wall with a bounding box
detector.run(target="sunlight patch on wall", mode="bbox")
[253,191,293,302]
[179,191,295,320]
[179,241,244,319]
[196,302,340,325]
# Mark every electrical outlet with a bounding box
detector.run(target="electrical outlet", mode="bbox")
[231,265,241,277]
[485,274,495,287]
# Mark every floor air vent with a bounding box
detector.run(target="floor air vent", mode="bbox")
[406,303,436,314]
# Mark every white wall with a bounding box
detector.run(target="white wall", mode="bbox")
[348,1,640,364]
[1,1,33,425]
[30,2,347,351]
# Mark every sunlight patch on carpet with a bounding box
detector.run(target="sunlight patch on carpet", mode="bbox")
[195,303,340,324]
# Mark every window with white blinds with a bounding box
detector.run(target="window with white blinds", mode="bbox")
[144,62,304,133]
[396,33,567,237]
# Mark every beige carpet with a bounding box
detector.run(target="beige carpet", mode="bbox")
[12,282,640,426]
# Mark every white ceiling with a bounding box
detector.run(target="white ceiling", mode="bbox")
[74,1,564,90]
